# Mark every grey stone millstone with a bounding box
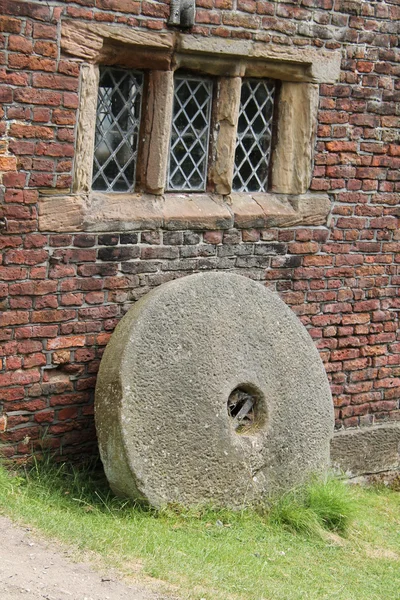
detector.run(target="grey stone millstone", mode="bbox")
[95,272,334,508]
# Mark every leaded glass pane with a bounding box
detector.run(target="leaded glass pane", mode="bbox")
[233,79,275,193]
[92,67,143,193]
[167,75,213,192]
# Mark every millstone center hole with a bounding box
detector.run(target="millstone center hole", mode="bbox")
[227,385,264,435]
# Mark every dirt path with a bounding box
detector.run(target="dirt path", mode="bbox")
[0,515,179,600]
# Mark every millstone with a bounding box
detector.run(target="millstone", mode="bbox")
[95,272,334,508]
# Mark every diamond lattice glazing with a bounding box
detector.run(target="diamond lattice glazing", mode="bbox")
[92,67,143,193]
[167,75,213,192]
[233,79,275,193]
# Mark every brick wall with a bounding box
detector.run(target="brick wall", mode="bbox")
[0,0,399,461]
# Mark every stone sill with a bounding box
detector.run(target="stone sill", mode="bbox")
[38,191,331,233]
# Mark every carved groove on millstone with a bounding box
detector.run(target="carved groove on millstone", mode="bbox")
[95,272,334,509]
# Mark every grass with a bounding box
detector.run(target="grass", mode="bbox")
[0,459,399,600]
[268,475,357,536]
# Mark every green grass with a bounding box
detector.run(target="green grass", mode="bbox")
[268,475,357,536]
[0,459,399,600]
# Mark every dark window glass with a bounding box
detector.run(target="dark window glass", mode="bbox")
[167,75,213,192]
[233,79,275,193]
[92,67,143,193]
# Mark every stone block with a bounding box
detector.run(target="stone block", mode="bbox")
[331,424,400,477]
[271,82,320,195]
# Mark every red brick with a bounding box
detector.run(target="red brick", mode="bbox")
[32,73,79,92]
[66,6,94,19]
[96,0,140,12]
[5,249,47,265]
[331,348,360,361]
[24,352,47,368]
[374,377,400,389]
[32,309,76,324]
[0,368,40,387]
[85,292,105,305]
[13,88,62,106]
[47,336,86,350]
[1,387,25,402]
[8,54,56,72]
[14,326,57,340]
[33,40,57,58]
[10,296,32,310]
[49,264,76,279]
[8,35,33,54]
[223,12,259,28]
[0,266,27,281]
[34,410,55,424]
[32,108,51,123]
[35,141,74,157]
[353,299,380,312]
[0,16,22,33]
[63,92,79,109]
[0,68,28,86]
[0,0,398,453]
[10,123,54,140]
[361,345,387,357]
[0,0,50,21]
[58,406,79,421]
[0,156,17,171]
[49,393,89,407]
[197,8,223,24]
[32,23,57,39]
[288,241,319,254]
[60,293,84,306]
[0,341,17,357]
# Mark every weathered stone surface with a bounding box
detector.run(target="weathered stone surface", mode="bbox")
[291,193,331,226]
[230,193,294,229]
[73,64,99,194]
[86,193,233,231]
[161,194,232,230]
[209,77,241,195]
[177,36,341,83]
[331,424,400,477]
[61,20,174,69]
[61,21,103,61]
[95,272,334,508]
[86,193,164,231]
[271,82,319,195]
[38,192,330,232]
[231,192,330,229]
[61,21,340,84]
[38,195,87,232]
[139,71,174,195]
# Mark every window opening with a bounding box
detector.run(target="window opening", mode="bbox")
[92,67,143,193]
[233,79,275,193]
[167,74,213,192]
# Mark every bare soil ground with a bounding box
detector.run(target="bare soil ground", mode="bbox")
[0,515,178,600]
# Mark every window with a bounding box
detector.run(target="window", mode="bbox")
[167,74,213,192]
[42,24,337,233]
[92,67,143,193]
[66,24,338,203]
[233,79,275,193]
[91,68,277,195]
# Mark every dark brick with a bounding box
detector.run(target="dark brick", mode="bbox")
[120,233,138,244]
[98,234,119,246]
[97,247,140,261]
